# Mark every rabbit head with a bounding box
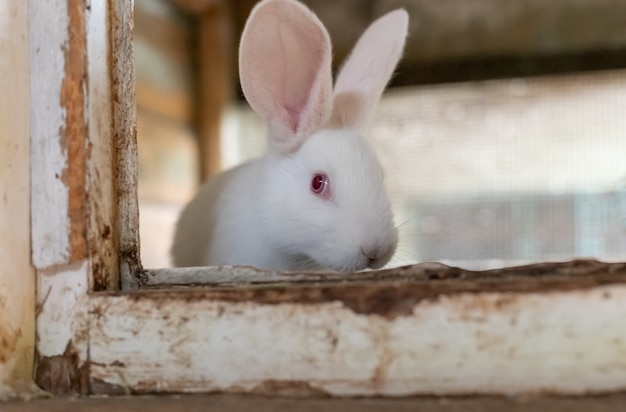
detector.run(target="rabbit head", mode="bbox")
[238,0,408,271]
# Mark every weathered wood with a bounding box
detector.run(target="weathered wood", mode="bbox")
[89,261,626,396]
[86,0,119,291]
[28,0,99,395]
[140,260,626,288]
[35,262,90,395]
[29,0,87,268]
[30,0,120,289]
[0,0,40,399]
[29,0,130,395]
[111,0,142,289]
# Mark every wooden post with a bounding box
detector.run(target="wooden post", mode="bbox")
[30,0,137,394]
[196,1,233,181]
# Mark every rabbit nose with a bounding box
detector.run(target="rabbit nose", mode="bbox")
[362,244,395,269]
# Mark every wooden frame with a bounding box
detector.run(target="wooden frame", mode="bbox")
[12,0,626,398]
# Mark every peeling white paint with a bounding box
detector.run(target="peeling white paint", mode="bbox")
[29,0,72,268]
[36,261,90,358]
[383,288,626,395]
[89,284,626,396]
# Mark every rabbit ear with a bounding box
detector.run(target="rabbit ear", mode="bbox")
[329,9,408,132]
[239,0,333,154]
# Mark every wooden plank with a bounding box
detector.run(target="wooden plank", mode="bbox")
[111,0,142,289]
[89,261,626,395]
[28,0,91,396]
[29,0,120,287]
[29,0,84,268]
[86,0,119,291]
[140,259,624,287]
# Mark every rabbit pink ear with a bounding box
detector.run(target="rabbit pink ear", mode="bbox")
[239,0,333,154]
[329,9,408,132]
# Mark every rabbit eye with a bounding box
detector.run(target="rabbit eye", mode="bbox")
[311,173,330,197]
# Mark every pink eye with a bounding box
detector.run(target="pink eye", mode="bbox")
[311,173,330,197]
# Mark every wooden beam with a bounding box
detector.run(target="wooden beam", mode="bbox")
[111,0,142,289]
[89,260,626,396]
[229,0,626,89]
[30,0,88,268]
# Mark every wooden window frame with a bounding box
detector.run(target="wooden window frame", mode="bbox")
[27,0,626,397]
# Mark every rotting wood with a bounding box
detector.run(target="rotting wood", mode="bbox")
[87,266,626,395]
[35,342,90,396]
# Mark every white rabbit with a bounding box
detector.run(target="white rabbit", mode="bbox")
[172,0,408,272]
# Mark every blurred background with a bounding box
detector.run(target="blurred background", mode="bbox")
[135,0,626,269]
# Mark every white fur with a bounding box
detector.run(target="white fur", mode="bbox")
[172,0,408,271]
